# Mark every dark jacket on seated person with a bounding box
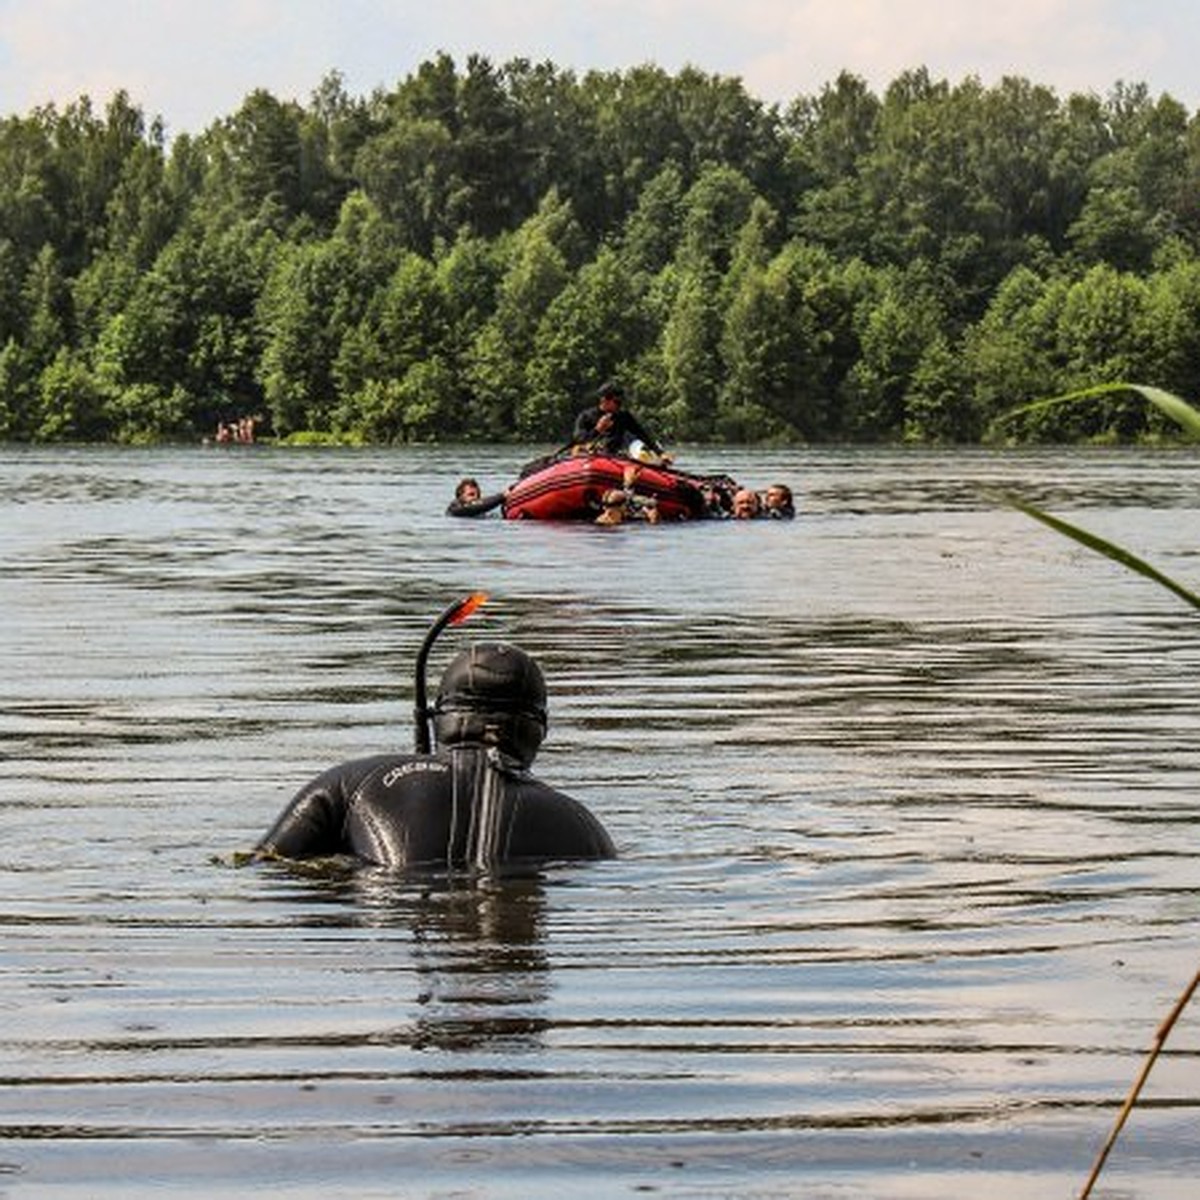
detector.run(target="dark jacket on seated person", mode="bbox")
[572,382,664,456]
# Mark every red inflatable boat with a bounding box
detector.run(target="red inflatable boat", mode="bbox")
[503,453,727,521]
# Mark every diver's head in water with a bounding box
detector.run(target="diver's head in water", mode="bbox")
[432,642,548,765]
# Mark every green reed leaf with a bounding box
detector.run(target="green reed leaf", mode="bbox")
[991,381,1198,611]
[999,492,1200,612]
[995,382,1200,438]
[996,380,1199,1197]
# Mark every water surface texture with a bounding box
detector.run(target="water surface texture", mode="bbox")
[1,443,1198,1198]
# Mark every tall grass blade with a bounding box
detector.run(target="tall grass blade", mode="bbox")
[993,382,1200,438]
[995,382,1198,1196]
[1079,967,1200,1199]
[999,493,1200,612]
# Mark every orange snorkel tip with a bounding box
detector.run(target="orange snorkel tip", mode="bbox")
[448,591,489,626]
[413,592,490,752]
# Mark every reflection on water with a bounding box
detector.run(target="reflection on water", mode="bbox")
[0,443,1198,1197]
[272,868,557,1055]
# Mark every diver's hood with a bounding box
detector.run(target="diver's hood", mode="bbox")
[432,642,548,765]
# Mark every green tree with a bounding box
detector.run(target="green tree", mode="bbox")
[649,165,762,438]
[502,59,597,227]
[333,250,450,436]
[0,338,35,438]
[962,265,1071,434]
[659,263,723,440]
[0,109,61,270]
[719,240,845,440]
[256,236,358,435]
[1142,256,1200,405]
[522,244,650,439]
[90,214,277,438]
[217,89,308,223]
[21,243,71,368]
[34,348,108,441]
[904,334,976,442]
[432,230,506,436]
[838,263,946,439]
[787,72,880,256]
[464,191,582,436]
[717,255,794,441]
[452,54,526,236]
[349,356,457,443]
[0,238,26,346]
[1067,168,1157,271]
[676,164,758,275]
[354,116,455,254]
[1055,265,1154,436]
[4,56,1200,447]
[615,163,686,276]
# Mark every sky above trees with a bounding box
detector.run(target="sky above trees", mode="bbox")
[0,0,1198,138]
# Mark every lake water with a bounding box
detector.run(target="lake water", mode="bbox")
[1,442,1198,1198]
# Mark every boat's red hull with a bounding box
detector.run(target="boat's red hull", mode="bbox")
[503,454,708,521]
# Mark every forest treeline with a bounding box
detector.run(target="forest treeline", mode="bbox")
[2,54,1200,445]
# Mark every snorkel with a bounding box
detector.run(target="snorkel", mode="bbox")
[413,592,488,753]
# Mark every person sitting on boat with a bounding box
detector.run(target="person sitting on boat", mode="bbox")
[761,483,795,519]
[572,382,670,464]
[446,476,507,517]
[254,641,615,869]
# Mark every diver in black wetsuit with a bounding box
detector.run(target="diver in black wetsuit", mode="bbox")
[255,642,615,869]
[446,477,506,517]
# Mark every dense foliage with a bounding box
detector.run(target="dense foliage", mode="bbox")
[2,56,1200,445]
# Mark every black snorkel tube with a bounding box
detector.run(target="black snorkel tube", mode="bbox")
[413,592,489,752]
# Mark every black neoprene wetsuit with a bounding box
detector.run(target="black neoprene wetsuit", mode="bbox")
[256,746,615,869]
[446,492,506,517]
